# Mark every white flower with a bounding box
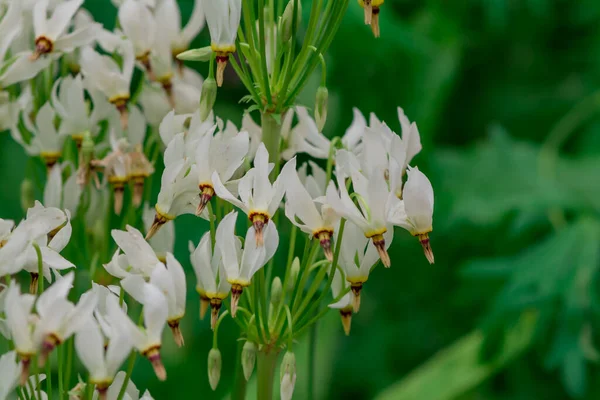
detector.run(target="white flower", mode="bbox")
[75,318,133,392]
[80,36,135,108]
[51,75,113,142]
[99,371,154,400]
[44,163,82,217]
[4,282,36,382]
[90,134,130,215]
[190,232,231,329]
[143,205,174,262]
[12,102,68,168]
[281,157,339,260]
[171,67,203,113]
[335,221,392,312]
[156,0,204,55]
[110,225,162,278]
[122,253,187,347]
[32,0,99,59]
[0,351,21,399]
[297,161,327,199]
[327,269,353,335]
[326,150,394,267]
[106,281,168,381]
[117,0,156,62]
[388,166,435,264]
[193,124,249,215]
[202,0,241,85]
[386,108,422,197]
[212,143,286,245]
[33,272,98,366]
[216,211,278,316]
[282,106,330,160]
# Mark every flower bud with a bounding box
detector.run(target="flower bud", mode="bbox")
[270,277,283,306]
[20,179,35,212]
[315,86,328,132]
[199,77,218,122]
[288,257,300,291]
[176,46,213,62]
[279,351,297,400]
[208,348,222,390]
[281,0,302,42]
[241,341,257,381]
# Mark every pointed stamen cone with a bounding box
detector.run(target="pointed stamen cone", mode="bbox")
[145,347,167,381]
[363,0,373,24]
[216,56,228,87]
[19,358,31,386]
[210,299,223,330]
[176,59,184,75]
[418,233,435,264]
[29,273,39,294]
[371,7,381,38]
[39,334,59,367]
[230,285,243,318]
[371,234,391,268]
[316,231,334,261]
[140,56,156,82]
[350,283,363,313]
[113,185,124,215]
[115,103,129,131]
[200,295,210,319]
[96,384,109,400]
[132,179,144,207]
[340,309,353,336]
[168,320,184,347]
[146,213,167,240]
[162,80,176,109]
[196,186,214,216]
[250,214,267,246]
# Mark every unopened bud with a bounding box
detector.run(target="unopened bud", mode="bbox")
[281,0,302,42]
[176,46,213,62]
[199,77,218,122]
[288,257,300,290]
[20,179,35,212]
[315,86,328,132]
[241,341,257,381]
[270,277,283,305]
[208,348,222,390]
[279,351,297,400]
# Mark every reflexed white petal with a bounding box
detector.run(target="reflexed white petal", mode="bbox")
[75,319,106,380]
[216,211,241,280]
[165,253,186,316]
[403,167,434,233]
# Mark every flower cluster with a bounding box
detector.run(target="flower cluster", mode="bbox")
[0,0,433,399]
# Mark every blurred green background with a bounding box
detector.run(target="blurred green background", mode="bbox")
[2,0,600,399]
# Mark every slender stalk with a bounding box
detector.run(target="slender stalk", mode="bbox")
[33,356,42,400]
[64,338,73,397]
[231,339,248,400]
[261,111,282,167]
[33,242,44,294]
[256,349,280,400]
[57,344,64,400]
[116,352,136,400]
[207,202,217,253]
[257,0,273,105]
[307,323,317,400]
[46,358,53,400]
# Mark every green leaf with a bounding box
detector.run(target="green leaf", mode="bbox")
[175,46,213,62]
[375,312,537,400]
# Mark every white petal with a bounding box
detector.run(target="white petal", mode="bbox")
[75,318,106,380]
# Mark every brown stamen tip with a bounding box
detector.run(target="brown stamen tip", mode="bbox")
[29,273,39,294]
[39,335,59,367]
[114,102,129,131]
[350,283,363,313]
[210,299,223,330]
[200,295,210,319]
[139,55,156,82]
[340,309,353,336]
[363,0,373,24]
[250,213,268,246]
[176,58,184,75]
[19,358,31,386]
[371,7,381,38]
[146,213,167,240]
[216,56,228,87]
[168,320,184,347]
[418,234,435,264]
[230,285,243,318]
[97,385,109,400]
[316,231,334,261]
[371,234,391,268]
[112,185,124,215]
[196,185,215,216]
[133,178,144,207]
[145,348,166,381]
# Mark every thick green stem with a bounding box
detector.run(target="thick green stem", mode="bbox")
[261,112,282,168]
[257,349,280,400]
